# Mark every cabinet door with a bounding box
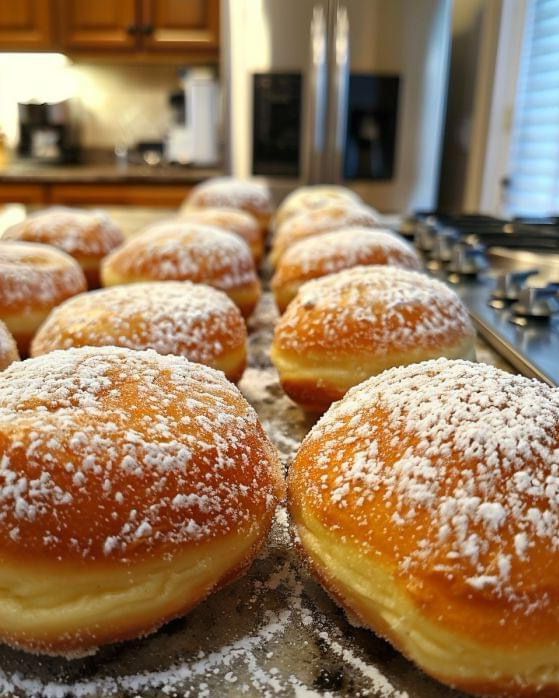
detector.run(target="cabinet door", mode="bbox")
[50,184,190,207]
[58,0,138,50]
[141,0,218,51]
[0,184,47,204]
[0,0,53,49]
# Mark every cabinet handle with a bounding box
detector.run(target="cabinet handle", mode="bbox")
[127,24,141,35]
[141,24,154,35]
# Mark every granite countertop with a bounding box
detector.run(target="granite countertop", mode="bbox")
[0,160,223,185]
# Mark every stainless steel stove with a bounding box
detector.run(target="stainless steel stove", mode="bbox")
[400,214,559,386]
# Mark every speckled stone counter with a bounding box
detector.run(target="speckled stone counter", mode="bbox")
[0,161,222,185]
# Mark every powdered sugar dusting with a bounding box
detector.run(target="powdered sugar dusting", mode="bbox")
[178,206,261,246]
[272,227,421,286]
[271,203,380,262]
[0,346,279,561]
[31,281,246,364]
[0,241,86,309]
[298,358,559,606]
[102,222,257,290]
[188,177,273,216]
[3,207,124,257]
[274,185,362,228]
[274,265,474,355]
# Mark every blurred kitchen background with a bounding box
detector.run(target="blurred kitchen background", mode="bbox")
[0,0,555,216]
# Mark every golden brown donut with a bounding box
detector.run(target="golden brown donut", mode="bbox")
[271,266,475,412]
[0,346,283,656]
[273,185,363,231]
[31,281,248,383]
[3,207,124,288]
[186,177,273,234]
[271,227,422,313]
[0,320,19,371]
[270,202,380,266]
[0,241,87,355]
[289,358,559,696]
[101,222,261,318]
[177,206,264,264]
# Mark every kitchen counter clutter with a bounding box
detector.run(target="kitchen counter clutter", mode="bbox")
[0,198,555,697]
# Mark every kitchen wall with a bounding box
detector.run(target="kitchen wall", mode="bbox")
[71,63,180,150]
[0,55,184,152]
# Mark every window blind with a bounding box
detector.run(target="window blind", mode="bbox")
[508,0,559,215]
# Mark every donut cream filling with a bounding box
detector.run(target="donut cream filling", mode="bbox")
[211,343,247,379]
[272,282,302,311]
[223,283,261,307]
[295,510,559,687]
[2,309,52,337]
[72,254,101,270]
[271,338,476,393]
[0,526,263,651]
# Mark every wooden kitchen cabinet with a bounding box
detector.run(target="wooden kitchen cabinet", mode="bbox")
[0,0,53,49]
[142,0,219,51]
[58,0,137,50]
[0,180,194,207]
[0,183,48,204]
[49,183,190,206]
[57,0,218,54]
[0,0,219,57]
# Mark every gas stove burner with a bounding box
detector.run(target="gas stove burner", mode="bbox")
[446,242,489,280]
[414,221,439,252]
[489,269,539,305]
[403,211,559,252]
[407,210,559,385]
[429,227,460,264]
[509,284,559,324]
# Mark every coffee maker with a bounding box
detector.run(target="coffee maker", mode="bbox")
[18,99,80,164]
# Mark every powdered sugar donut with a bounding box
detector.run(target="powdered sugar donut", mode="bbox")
[271,227,422,312]
[178,206,264,263]
[270,203,380,266]
[186,177,273,234]
[273,185,363,231]
[289,358,559,695]
[0,241,87,355]
[271,266,475,412]
[101,222,261,318]
[0,320,19,370]
[3,207,124,288]
[0,346,283,656]
[31,281,248,382]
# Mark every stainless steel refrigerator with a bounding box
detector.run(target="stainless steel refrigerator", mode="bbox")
[221,0,452,212]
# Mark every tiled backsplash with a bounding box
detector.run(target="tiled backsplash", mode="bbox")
[75,63,180,149]
[0,55,185,151]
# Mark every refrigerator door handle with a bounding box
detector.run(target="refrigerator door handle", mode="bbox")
[303,5,328,184]
[329,3,350,183]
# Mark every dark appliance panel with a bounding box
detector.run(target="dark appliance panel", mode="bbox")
[344,74,400,180]
[252,73,303,177]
